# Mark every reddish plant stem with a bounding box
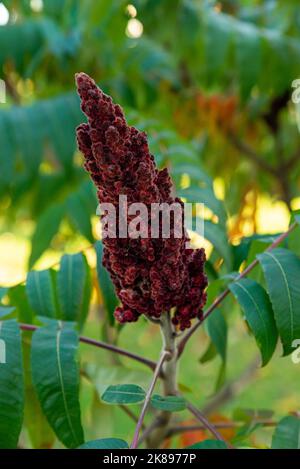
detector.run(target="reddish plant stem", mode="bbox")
[19,323,157,372]
[186,401,230,446]
[130,350,171,449]
[177,222,298,358]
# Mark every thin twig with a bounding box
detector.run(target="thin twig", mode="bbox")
[167,419,277,437]
[19,323,157,372]
[177,222,298,358]
[186,401,231,447]
[130,350,171,449]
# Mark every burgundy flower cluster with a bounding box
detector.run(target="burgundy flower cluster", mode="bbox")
[75,72,207,330]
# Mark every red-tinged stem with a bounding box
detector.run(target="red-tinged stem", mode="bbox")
[177,222,298,358]
[186,401,231,447]
[130,350,171,449]
[19,323,157,372]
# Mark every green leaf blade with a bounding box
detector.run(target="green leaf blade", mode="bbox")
[151,395,186,412]
[186,439,228,449]
[96,241,118,326]
[258,248,300,356]
[31,321,84,448]
[26,270,56,319]
[57,253,89,323]
[101,384,146,405]
[0,320,24,449]
[29,203,65,269]
[272,416,300,449]
[229,278,278,366]
[79,438,128,449]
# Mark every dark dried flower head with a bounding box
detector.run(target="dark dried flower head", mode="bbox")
[75,72,207,330]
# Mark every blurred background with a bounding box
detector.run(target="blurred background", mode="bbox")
[0,0,300,448]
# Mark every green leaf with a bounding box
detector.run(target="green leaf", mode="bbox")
[203,220,232,270]
[26,270,56,319]
[246,237,276,282]
[151,395,186,412]
[101,384,146,405]
[233,422,261,445]
[29,203,65,268]
[258,248,300,355]
[204,11,233,83]
[96,241,118,326]
[79,438,129,449]
[206,310,227,362]
[171,163,212,187]
[272,416,300,449]
[31,321,84,448]
[0,320,24,449]
[67,191,94,243]
[199,341,218,364]
[79,255,92,331]
[8,285,34,324]
[178,187,226,226]
[186,439,228,449]
[206,309,227,392]
[57,253,91,326]
[22,330,56,449]
[229,278,278,366]
[235,23,262,101]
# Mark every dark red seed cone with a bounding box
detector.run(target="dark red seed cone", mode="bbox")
[75,72,207,330]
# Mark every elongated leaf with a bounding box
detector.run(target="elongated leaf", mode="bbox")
[8,284,33,324]
[67,192,94,243]
[79,438,128,449]
[57,253,91,324]
[79,256,92,331]
[229,278,278,366]
[187,440,228,449]
[101,384,146,405]
[258,248,300,355]
[199,340,218,364]
[206,309,227,362]
[171,163,212,187]
[204,220,232,270]
[246,236,276,282]
[178,187,226,226]
[233,422,261,445]
[31,321,84,448]
[0,320,24,448]
[204,11,233,83]
[29,203,65,268]
[235,23,262,101]
[96,241,118,325]
[26,270,56,319]
[151,395,186,412]
[22,331,55,449]
[272,416,300,449]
